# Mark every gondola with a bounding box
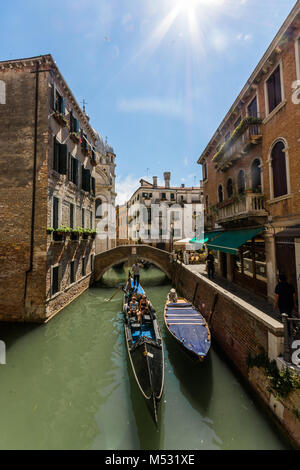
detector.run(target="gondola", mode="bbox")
[123,278,164,423]
[164,297,211,362]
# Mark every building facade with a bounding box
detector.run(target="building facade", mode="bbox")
[198,2,300,307]
[0,54,116,323]
[118,172,203,251]
[116,204,129,246]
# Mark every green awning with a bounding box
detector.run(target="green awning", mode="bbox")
[190,231,224,245]
[206,228,264,255]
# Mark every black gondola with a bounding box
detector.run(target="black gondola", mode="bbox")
[123,278,164,423]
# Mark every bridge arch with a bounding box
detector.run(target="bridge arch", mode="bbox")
[93,245,174,282]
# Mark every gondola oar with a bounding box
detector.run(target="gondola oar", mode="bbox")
[106,283,125,302]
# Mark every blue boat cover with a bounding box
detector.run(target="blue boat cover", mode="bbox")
[130,279,144,295]
[166,305,210,356]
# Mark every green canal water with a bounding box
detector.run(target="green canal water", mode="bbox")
[0,266,290,450]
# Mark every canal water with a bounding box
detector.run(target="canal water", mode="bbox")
[0,266,290,450]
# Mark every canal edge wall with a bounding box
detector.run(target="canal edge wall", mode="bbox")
[174,262,300,448]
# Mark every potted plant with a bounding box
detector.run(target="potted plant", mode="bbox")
[54,225,71,241]
[47,227,54,235]
[70,132,81,144]
[70,227,81,241]
[53,111,69,128]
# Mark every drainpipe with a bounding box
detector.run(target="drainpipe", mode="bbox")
[24,61,39,311]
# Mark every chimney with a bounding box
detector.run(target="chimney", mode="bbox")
[153,176,158,188]
[164,172,171,189]
[181,184,185,188]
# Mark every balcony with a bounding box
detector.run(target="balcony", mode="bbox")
[214,192,267,225]
[213,117,262,171]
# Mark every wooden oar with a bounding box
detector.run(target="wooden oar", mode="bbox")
[106,284,124,302]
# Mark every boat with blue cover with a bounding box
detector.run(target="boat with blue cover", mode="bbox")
[164,297,211,362]
[123,278,164,423]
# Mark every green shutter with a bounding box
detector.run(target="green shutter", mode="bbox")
[58,144,68,175]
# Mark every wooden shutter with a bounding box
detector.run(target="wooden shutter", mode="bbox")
[74,158,79,186]
[58,144,68,175]
[91,176,96,196]
[53,197,59,229]
[67,153,72,181]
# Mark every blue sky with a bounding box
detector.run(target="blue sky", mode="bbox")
[1,0,296,203]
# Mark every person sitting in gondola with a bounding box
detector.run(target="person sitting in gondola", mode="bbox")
[139,295,149,324]
[168,288,178,303]
[128,296,139,319]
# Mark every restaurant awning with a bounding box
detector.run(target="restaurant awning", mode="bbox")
[206,228,264,255]
[189,231,223,245]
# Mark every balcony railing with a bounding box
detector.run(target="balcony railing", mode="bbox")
[213,118,262,171]
[215,192,267,224]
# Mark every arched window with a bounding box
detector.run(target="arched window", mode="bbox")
[271,141,287,198]
[218,184,223,203]
[226,178,233,198]
[237,170,245,194]
[95,199,102,218]
[251,159,261,193]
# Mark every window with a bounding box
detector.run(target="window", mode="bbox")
[52,197,59,229]
[225,132,230,142]
[70,261,75,284]
[218,184,223,203]
[52,266,60,296]
[82,208,85,228]
[251,159,261,193]
[70,203,74,229]
[96,199,102,219]
[161,193,166,200]
[266,65,282,114]
[271,141,288,198]
[203,163,208,180]
[81,257,86,277]
[234,116,242,129]
[226,178,233,198]
[53,137,67,174]
[247,96,258,118]
[0,80,6,104]
[237,170,245,194]
[69,111,79,133]
[91,177,96,197]
[171,193,175,200]
[54,88,65,114]
[81,166,91,192]
[90,254,94,272]
[68,155,79,185]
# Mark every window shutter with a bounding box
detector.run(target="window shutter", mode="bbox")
[74,158,79,186]
[67,153,72,181]
[59,144,68,175]
[53,197,59,229]
[75,118,79,133]
[69,111,73,131]
[61,97,65,115]
[91,176,96,196]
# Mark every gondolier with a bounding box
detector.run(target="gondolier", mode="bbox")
[132,261,143,288]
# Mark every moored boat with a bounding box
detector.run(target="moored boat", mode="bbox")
[123,278,164,423]
[164,295,211,362]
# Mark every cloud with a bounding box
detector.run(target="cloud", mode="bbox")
[115,174,142,205]
[117,96,186,119]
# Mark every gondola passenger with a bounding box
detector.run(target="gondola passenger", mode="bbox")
[129,296,139,318]
[139,295,150,324]
[168,288,178,303]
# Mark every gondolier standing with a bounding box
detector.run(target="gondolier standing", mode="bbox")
[132,261,143,288]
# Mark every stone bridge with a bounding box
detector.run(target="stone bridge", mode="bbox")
[93,245,174,282]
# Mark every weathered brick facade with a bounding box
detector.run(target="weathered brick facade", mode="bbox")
[198,3,300,305]
[0,55,116,322]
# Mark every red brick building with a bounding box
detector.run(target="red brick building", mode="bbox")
[0,55,114,322]
[198,2,300,308]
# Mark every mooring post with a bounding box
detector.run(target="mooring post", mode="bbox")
[281,313,290,362]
